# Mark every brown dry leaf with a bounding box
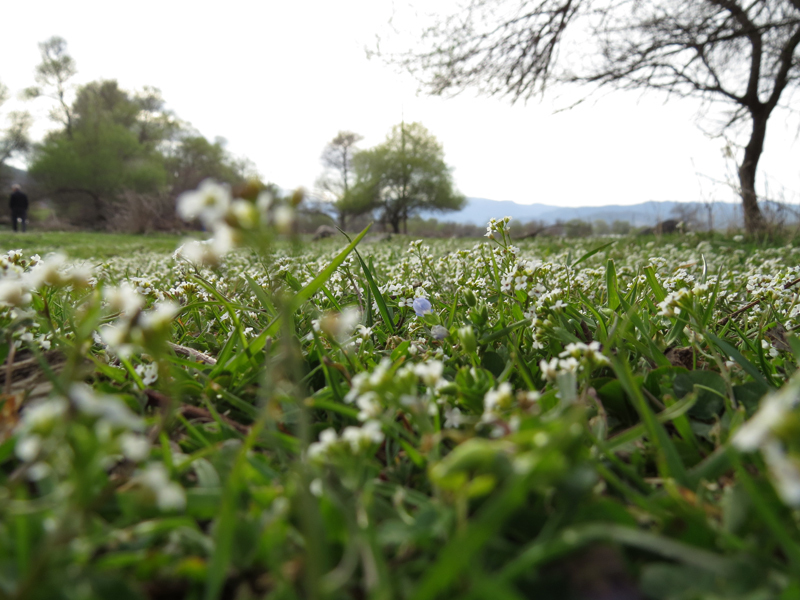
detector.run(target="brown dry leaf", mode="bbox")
[765,323,791,352]
[665,346,695,370]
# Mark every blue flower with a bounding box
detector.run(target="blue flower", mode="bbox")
[412,297,432,316]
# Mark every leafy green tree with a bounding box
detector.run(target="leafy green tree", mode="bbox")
[316,131,363,228]
[349,122,465,233]
[30,80,170,223]
[165,134,247,198]
[611,220,631,235]
[592,219,610,236]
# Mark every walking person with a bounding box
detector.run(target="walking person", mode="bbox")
[9,184,28,232]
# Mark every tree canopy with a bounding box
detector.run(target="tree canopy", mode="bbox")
[29,80,170,220]
[391,0,800,232]
[20,37,256,229]
[347,122,465,233]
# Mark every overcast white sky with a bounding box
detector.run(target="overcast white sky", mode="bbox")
[1,0,799,207]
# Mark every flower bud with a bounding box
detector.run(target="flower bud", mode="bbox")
[458,325,478,354]
[464,289,477,308]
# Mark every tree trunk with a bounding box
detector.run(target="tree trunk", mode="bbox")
[739,111,768,233]
[390,217,401,234]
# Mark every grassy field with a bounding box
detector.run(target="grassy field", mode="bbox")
[1,230,190,258]
[2,214,800,599]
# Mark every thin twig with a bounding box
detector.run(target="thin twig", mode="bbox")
[167,342,217,365]
[717,275,800,326]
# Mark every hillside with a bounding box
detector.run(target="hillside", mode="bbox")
[420,197,745,229]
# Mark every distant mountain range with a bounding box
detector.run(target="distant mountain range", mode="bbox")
[419,197,747,229]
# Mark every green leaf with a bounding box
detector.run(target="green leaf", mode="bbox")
[673,370,727,419]
[707,333,772,391]
[481,351,505,378]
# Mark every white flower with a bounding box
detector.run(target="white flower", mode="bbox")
[211,223,238,255]
[444,406,463,429]
[138,463,186,511]
[24,253,67,288]
[0,277,32,307]
[139,301,180,332]
[414,360,444,387]
[15,434,42,462]
[484,382,513,414]
[339,421,384,453]
[308,428,338,459]
[18,398,68,434]
[176,179,232,228]
[761,339,779,358]
[356,391,382,421]
[256,190,273,218]
[539,358,560,382]
[104,283,144,316]
[230,199,258,229]
[120,433,151,462]
[274,205,294,233]
[356,324,373,339]
[760,440,800,506]
[733,372,800,507]
[69,384,144,431]
[135,363,159,386]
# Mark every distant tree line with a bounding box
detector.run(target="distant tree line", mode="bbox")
[0,37,261,231]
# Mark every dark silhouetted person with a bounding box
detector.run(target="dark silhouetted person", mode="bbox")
[9,184,28,232]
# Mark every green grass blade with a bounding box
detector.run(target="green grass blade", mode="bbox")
[571,240,616,268]
[612,357,689,486]
[605,392,697,451]
[288,223,372,313]
[354,248,395,334]
[643,265,666,304]
[479,319,529,345]
[606,259,620,311]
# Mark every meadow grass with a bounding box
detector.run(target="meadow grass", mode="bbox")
[1,230,190,258]
[1,216,800,600]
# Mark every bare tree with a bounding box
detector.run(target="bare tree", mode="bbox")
[390,0,800,233]
[316,131,363,228]
[24,36,77,138]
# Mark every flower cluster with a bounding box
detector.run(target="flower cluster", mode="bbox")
[100,283,179,358]
[307,421,384,462]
